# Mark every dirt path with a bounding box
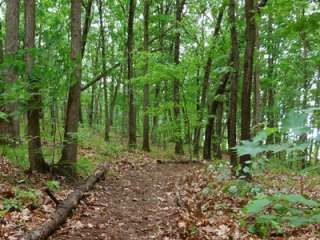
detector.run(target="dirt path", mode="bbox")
[50,154,199,240]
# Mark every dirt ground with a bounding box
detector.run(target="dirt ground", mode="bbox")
[50,155,199,240]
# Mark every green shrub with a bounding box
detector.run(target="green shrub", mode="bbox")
[242,193,320,237]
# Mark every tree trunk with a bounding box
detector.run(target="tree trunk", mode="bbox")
[109,78,120,127]
[213,102,224,159]
[193,6,224,157]
[253,26,261,132]
[203,71,230,160]
[127,0,137,149]
[98,0,110,142]
[227,0,240,173]
[173,0,186,155]
[0,0,20,143]
[25,0,49,173]
[142,0,151,152]
[240,0,256,179]
[58,0,82,177]
[88,84,95,127]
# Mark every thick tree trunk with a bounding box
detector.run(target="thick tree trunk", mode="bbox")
[142,0,151,152]
[173,0,186,155]
[227,0,240,173]
[0,0,20,143]
[98,0,110,142]
[193,6,224,157]
[127,0,137,149]
[240,0,256,179]
[25,0,49,173]
[58,0,82,177]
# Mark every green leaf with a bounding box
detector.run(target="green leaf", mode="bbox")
[243,198,272,214]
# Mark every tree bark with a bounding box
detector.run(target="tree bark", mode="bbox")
[203,70,230,160]
[98,0,110,142]
[127,0,137,149]
[58,0,82,177]
[193,6,224,157]
[240,0,257,178]
[227,0,240,172]
[173,0,186,155]
[0,0,20,143]
[142,0,151,152]
[25,0,49,173]
[213,102,224,159]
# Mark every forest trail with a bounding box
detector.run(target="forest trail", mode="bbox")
[50,153,200,240]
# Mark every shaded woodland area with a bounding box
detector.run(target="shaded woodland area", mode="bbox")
[0,0,320,239]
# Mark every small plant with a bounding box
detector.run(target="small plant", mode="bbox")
[241,193,320,237]
[224,180,263,197]
[46,180,60,192]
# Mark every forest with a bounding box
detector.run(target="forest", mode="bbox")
[0,0,319,239]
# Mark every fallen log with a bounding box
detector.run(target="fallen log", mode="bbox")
[20,163,109,240]
[156,159,204,165]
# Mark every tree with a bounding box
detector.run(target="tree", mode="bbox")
[240,0,257,178]
[98,0,110,142]
[193,5,224,157]
[227,0,240,172]
[25,0,49,173]
[0,0,20,143]
[142,0,151,152]
[58,0,82,176]
[173,0,185,155]
[127,0,137,149]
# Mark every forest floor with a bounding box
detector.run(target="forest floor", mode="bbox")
[1,135,320,239]
[50,152,200,240]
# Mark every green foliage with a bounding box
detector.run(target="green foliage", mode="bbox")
[76,156,95,177]
[46,180,60,192]
[224,180,263,197]
[1,145,29,170]
[242,193,320,237]
[1,188,40,213]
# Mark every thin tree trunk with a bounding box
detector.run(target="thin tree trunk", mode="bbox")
[109,78,120,127]
[58,0,82,177]
[98,0,110,142]
[173,0,186,155]
[88,84,95,127]
[203,70,230,160]
[253,26,261,132]
[227,0,240,173]
[142,0,151,152]
[25,0,49,173]
[79,0,93,124]
[127,0,137,149]
[193,6,224,157]
[213,102,224,159]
